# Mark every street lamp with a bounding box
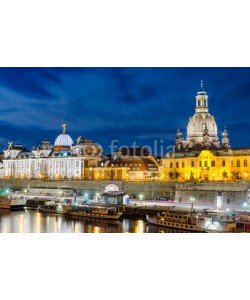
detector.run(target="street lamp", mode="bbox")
[73,191,77,205]
[189,196,195,214]
[139,194,144,200]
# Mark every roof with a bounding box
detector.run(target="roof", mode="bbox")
[54,133,73,147]
[165,147,250,158]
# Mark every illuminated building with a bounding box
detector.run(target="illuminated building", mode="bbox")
[2,124,101,179]
[90,147,159,181]
[160,81,250,182]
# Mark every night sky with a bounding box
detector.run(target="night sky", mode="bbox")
[0,67,249,155]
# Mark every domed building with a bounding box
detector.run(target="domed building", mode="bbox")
[182,81,219,150]
[54,124,74,151]
[161,81,250,183]
[2,124,102,180]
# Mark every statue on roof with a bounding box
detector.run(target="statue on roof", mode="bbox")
[62,123,67,134]
[8,141,13,150]
[77,136,81,145]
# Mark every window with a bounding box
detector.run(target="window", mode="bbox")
[204,161,208,167]
[198,100,201,106]
[222,160,226,167]
[211,160,215,167]
[191,161,194,168]
[199,161,202,167]
[236,160,240,168]
[244,160,247,167]
[176,162,179,168]
[182,162,185,168]
[231,160,234,167]
[170,162,173,168]
[204,99,207,106]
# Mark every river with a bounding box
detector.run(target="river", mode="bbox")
[0,209,187,233]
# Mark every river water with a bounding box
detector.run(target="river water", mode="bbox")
[0,209,187,233]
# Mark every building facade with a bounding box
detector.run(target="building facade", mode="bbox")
[90,147,159,181]
[2,125,102,180]
[161,81,250,182]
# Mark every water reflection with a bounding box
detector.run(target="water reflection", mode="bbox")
[0,209,189,233]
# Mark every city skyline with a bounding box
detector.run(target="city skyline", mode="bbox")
[0,67,250,154]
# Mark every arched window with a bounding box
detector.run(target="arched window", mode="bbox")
[236,160,240,168]
[204,99,207,107]
[222,160,226,167]
[198,100,201,107]
[244,159,247,167]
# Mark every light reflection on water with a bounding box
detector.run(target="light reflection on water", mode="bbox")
[0,209,188,233]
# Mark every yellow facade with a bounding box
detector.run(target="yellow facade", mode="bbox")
[160,149,250,182]
[86,167,130,181]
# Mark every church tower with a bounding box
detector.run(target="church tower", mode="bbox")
[186,81,219,149]
[195,80,209,113]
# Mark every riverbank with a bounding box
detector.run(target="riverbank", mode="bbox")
[1,179,250,204]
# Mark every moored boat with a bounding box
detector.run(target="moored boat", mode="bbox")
[148,211,237,233]
[38,201,63,214]
[63,204,123,220]
[0,196,27,210]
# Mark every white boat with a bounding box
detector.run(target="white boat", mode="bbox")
[148,211,236,233]
[0,196,27,210]
[63,205,123,220]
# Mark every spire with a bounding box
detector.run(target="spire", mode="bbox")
[175,128,183,150]
[197,80,207,95]
[222,126,230,149]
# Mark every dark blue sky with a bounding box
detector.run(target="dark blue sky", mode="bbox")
[0,67,249,155]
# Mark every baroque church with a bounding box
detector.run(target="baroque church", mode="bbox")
[161,81,250,182]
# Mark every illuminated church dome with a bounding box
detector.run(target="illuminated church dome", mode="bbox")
[185,81,219,149]
[54,124,73,147]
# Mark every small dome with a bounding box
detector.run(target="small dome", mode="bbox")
[54,134,73,147]
[104,184,119,193]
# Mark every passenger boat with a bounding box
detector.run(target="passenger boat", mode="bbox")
[38,201,63,214]
[147,211,237,233]
[0,196,27,210]
[63,205,123,220]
